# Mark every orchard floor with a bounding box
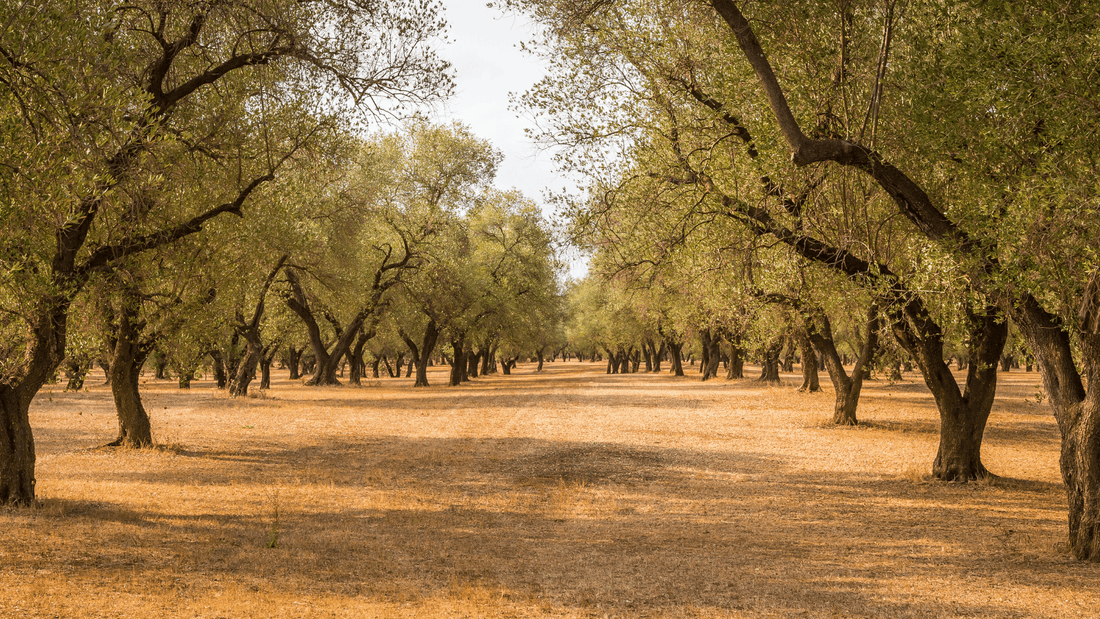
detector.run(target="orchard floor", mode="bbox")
[2,361,1097,618]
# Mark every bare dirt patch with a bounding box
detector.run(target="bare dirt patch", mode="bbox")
[2,362,1097,618]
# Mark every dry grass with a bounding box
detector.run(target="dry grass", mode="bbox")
[3,361,1097,618]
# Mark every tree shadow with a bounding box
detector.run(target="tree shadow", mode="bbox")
[9,433,1083,617]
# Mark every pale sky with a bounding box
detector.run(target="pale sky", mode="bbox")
[434,0,588,279]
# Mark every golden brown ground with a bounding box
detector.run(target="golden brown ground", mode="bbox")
[2,361,1097,618]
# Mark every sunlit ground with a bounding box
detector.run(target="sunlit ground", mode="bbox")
[2,361,1096,618]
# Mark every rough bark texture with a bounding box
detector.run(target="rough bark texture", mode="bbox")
[347,329,372,387]
[1010,286,1100,560]
[700,330,722,381]
[757,336,783,384]
[259,347,275,390]
[665,339,685,377]
[467,350,480,379]
[450,335,467,386]
[0,385,37,505]
[229,256,286,397]
[795,328,820,393]
[108,296,154,448]
[892,304,1007,481]
[726,338,745,379]
[285,346,303,380]
[401,320,440,388]
[209,350,228,388]
[808,308,879,426]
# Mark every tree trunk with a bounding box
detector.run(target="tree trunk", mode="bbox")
[700,330,721,381]
[228,345,260,397]
[209,350,228,389]
[401,320,440,388]
[892,304,1007,481]
[259,349,274,390]
[757,336,783,384]
[726,338,745,380]
[284,269,340,385]
[64,356,92,391]
[98,357,112,385]
[467,349,480,379]
[0,299,68,504]
[153,352,170,380]
[450,334,467,386]
[809,307,878,426]
[108,298,153,447]
[795,328,821,393]
[348,328,371,387]
[0,385,37,505]
[285,346,303,380]
[479,341,495,375]
[1010,286,1100,560]
[666,339,685,377]
[781,338,796,372]
[536,347,546,371]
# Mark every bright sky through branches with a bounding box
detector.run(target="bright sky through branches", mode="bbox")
[437,0,588,279]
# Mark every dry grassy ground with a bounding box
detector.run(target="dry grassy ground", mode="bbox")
[2,361,1098,618]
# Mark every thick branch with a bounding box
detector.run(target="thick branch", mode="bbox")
[77,173,272,276]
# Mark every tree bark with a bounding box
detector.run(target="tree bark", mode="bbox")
[700,329,722,381]
[285,345,303,380]
[757,336,783,384]
[450,333,467,386]
[1010,284,1100,560]
[795,327,821,393]
[666,338,685,377]
[209,350,229,388]
[348,328,372,387]
[259,344,277,390]
[466,349,480,379]
[0,385,37,505]
[726,337,745,379]
[401,320,440,388]
[892,303,1007,481]
[108,296,153,447]
[808,307,879,426]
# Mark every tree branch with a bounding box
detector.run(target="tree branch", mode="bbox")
[77,173,272,277]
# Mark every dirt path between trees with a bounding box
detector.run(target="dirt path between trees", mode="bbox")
[2,361,1097,618]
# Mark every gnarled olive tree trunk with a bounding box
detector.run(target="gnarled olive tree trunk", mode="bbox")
[892,303,1006,481]
[757,335,784,384]
[401,320,440,388]
[108,296,154,447]
[699,329,722,381]
[1011,285,1100,560]
[808,307,879,426]
[794,327,820,393]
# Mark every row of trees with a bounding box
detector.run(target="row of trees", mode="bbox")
[0,1,568,507]
[505,0,1100,560]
